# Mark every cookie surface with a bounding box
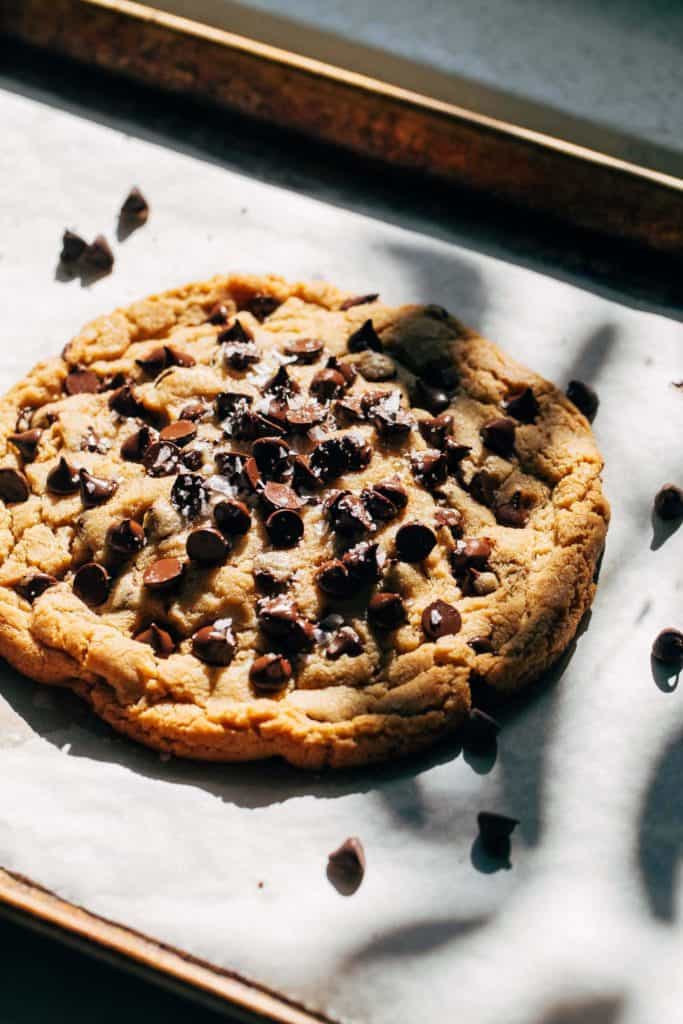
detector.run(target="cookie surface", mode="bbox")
[0,274,609,768]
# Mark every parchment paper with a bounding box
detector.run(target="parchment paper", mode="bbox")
[0,84,681,1024]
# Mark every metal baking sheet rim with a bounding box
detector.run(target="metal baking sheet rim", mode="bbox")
[1,0,682,253]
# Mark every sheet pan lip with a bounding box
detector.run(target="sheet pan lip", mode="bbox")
[0,864,336,1024]
[84,0,683,195]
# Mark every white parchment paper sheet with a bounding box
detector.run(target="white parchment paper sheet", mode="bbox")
[0,85,681,1024]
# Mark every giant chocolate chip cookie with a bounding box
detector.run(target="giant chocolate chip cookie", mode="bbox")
[0,275,609,767]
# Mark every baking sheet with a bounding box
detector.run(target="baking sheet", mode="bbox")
[0,82,681,1024]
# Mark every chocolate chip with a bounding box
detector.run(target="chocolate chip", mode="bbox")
[15,572,57,603]
[341,432,372,472]
[143,557,184,591]
[418,414,453,448]
[327,356,357,387]
[361,487,399,523]
[310,368,347,401]
[347,319,382,353]
[46,456,79,495]
[207,302,231,325]
[214,498,251,535]
[257,597,314,652]
[8,429,41,462]
[368,592,406,630]
[344,541,383,586]
[100,372,129,393]
[480,417,516,457]
[477,811,518,854]
[434,508,463,537]
[334,395,365,424]
[495,491,531,528]
[108,384,146,419]
[284,338,324,363]
[82,234,114,273]
[250,652,291,691]
[253,437,291,481]
[79,468,117,508]
[143,440,180,478]
[192,618,237,665]
[340,293,379,311]
[224,342,260,371]
[253,553,292,594]
[164,345,196,369]
[247,294,280,321]
[181,448,202,471]
[159,421,197,447]
[217,316,253,349]
[445,439,471,473]
[355,350,395,383]
[215,390,252,419]
[107,518,145,555]
[465,709,501,748]
[73,562,110,606]
[133,622,175,657]
[120,186,149,223]
[503,387,539,423]
[285,399,326,433]
[292,454,321,493]
[316,559,352,598]
[451,537,492,574]
[395,522,437,562]
[186,527,230,565]
[326,626,363,660]
[121,425,157,462]
[364,390,413,437]
[179,402,208,422]
[326,490,373,535]
[421,599,461,639]
[60,229,86,264]
[309,438,348,483]
[410,449,448,490]
[566,379,599,422]
[65,369,99,395]
[261,481,302,514]
[468,469,497,507]
[654,484,683,521]
[411,378,450,414]
[135,347,168,376]
[265,509,304,547]
[327,837,365,893]
[652,628,683,666]
[170,473,207,519]
[265,365,299,399]
[468,636,494,654]
[373,478,408,511]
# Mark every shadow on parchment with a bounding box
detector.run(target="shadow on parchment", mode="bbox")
[638,725,683,921]
[537,995,624,1024]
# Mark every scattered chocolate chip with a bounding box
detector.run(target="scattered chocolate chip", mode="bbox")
[340,293,379,311]
[361,487,399,523]
[15,572,57,603]
[65,369,99,395]
[265,509,304,547]
[224,341,260,371]
[250,652,291,691]
[46,456,79,495]
[265,365,299,399]
[364,390,413,437]
[135,347,168,376]
[215,390,252,421]
[247,294,280,321]
[468,469,497,507]
[342,432,372,471]
[253,437,292,481]
[344,541,383,586]
[477,811,519,854]
[133,622,175,657]
[107,518,145,555]
[170,473,207,519]
[60,229,86,264]
[434,508,463,537]
[8,429,41,462]
[309,437,348,482]
[368,591,406,630]
[495,491,531,528]
[465,708,501,748]
[503,387,539,423]
[159,421,197,447]
[284,338,324,363]
[326,626,363,660]
[192,618,237,665]
[326,490,373,535]
[421,599,461,639]
[253,552,292,594]
[356,350,396,383]
[468,636,494,654]
[165,344,196,368]
[451,537,492,574]
[73,561,111,606]
[143,557,184,592]
[310,368,347,401]
[480,417,516,457]
[445,439,471,473]
[411,377,450,414]
[285,399,326,433]
[566,379,599,422]
[179,402,207,422]
[261,481,302,514]
[218,317,254,351]
[207,302,231,325]
[373,478,408,511]
[15,407,34,432]
[334,395,365,423]
[214,498,251,535]
[410,449,448,490]
[82,234,114,273]
[186,526,230,565]
[418,414,453,448]
[347,319,382,353]
[79,468,117,508]
[143,440,180,477]
[654,484,683,521]
[327,837,365,893]
[292,454,321,493]
[257,597,314,652]
[120,186,149,224]
[652,628,683,666]
[181,448,203,471]
[316,559,352,598]
[100,372,129,392]
[395,522,437,562]
[108,384,146,419]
